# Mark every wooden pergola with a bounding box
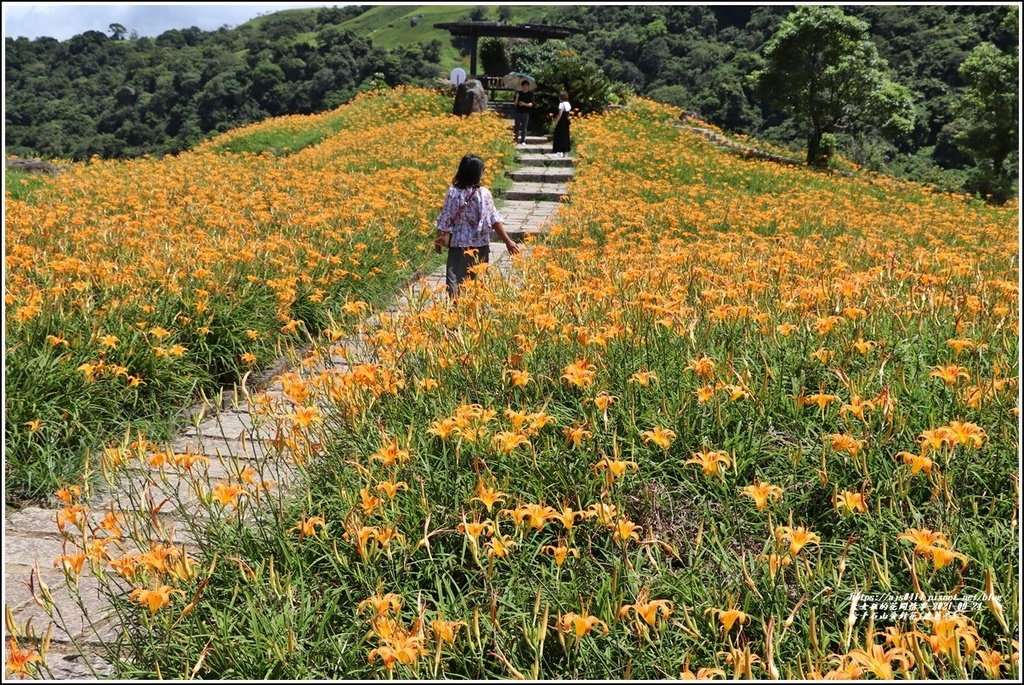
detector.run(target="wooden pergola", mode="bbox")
[434,21,583,78]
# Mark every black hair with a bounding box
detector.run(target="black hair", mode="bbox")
[453,153,484,189]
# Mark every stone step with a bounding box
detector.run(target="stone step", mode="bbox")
[506,168,574,183]
[515,153,575,167]
[515,135,550,145]
[497,199,559,241]
[515,142,554,153]
[504,183,568,202]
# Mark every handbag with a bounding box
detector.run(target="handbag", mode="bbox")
[434,188,477,253]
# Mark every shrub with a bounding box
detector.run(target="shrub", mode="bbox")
[479,37,511,76]
[646,84,690,109]
[532,50,613,130]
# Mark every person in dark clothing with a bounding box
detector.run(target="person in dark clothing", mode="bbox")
[512,81,534,145]
[552,91,571,156]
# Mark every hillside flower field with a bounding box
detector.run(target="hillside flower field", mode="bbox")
[4,87,511,503]
[5,92,1019,679]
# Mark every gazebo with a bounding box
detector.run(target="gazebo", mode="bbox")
[434,21,584,84]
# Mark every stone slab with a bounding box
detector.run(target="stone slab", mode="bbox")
[4,572,119,645]
[31,646,116,680]
[5,534,68,571]
[181,411,282,442]
[508,169,574,183]
[515,153,574,167]
[6,508,63,538]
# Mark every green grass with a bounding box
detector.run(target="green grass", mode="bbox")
[4,169,55,203]
[242,5,563,72]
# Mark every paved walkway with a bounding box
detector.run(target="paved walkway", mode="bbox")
[3,125,574,680]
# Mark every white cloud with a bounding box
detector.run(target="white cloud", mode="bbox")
[3,3,339,41]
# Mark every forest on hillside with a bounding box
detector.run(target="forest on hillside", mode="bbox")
[4,4,1018,200]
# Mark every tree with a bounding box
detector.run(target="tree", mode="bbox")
[108,23,127,40]
[533,50,612,124]
[750,6,915,165]
[953,40,1018,180]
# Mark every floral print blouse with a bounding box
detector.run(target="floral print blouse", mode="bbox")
[435,185,504,248]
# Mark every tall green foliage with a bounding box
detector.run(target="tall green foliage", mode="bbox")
[478,36,511,76]
[953,17,1019,201]
[749,6,915,166]
[3,7,444,161]
[532,50,613,126]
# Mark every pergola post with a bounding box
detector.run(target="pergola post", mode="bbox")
[470,35,479,76]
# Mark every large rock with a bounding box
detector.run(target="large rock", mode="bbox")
[5,158,68,175]
[453,79,488,116]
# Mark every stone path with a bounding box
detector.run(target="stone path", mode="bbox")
[2,121,574,680]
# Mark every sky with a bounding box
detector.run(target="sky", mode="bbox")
[2,2,343,42]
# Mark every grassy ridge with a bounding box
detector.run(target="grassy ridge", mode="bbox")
[25,94,1018,680]
[248,4,556,70]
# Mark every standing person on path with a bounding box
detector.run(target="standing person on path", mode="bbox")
[512,80,534,145]
[435,154,522,299]
[552,91,572,157]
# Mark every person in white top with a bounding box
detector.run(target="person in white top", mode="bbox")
[552,91,571,157]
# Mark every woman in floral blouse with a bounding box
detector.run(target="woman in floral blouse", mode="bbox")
[435,153,521,298]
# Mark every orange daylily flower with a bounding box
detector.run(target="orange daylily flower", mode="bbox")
[619,588,673,628]
[541,542,579,568]
[504,368,532,387]
[686,355,717,379]
[358,591,404,618]
[942,420,986,448]
[834,490,868,514]
[804,393,840,413]
[679,666,727,680]
[594,457,639,485]
[563,424,593,448]
[546,505,589,533]
[6,636,44,678]
[774,525,820,557]
[612,517,642,546]
[587,501,618,528]
[685,447,732,478]
[739,481,783,511]
[897,450,935,475]
[130,585,185,616]
[375,479,408,499]
[456,515,493,546]
[845,643,915,680]
[929,364,970,386]
[897,527,949,556]
[291,514,326,542]
[640,425,677,450]
[430,618,466,646]
[469,481,507,512]
[369,436,410,466]
[628,370,659,387]
[561,359,597,388]
[705,602,751,633]
[491,430,531,454]
[558,612,609,643]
